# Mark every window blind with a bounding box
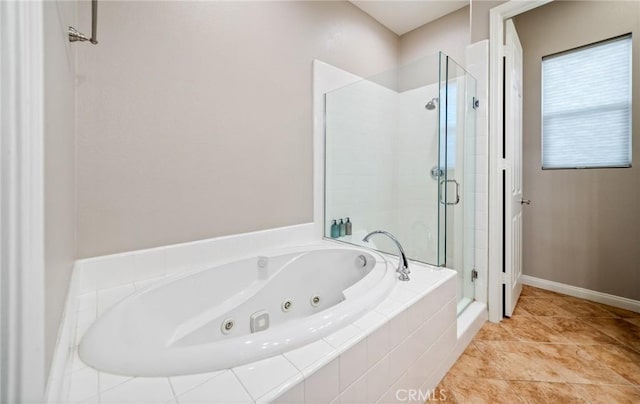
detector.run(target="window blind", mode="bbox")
[542,35,632,169]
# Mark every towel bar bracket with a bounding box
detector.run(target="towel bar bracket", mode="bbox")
[69,0,98,45]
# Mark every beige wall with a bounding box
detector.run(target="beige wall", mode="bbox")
[470,0,506,42]
[399,6,470,66]
[76,1,398,257]
[43,0,77,374]
[514,1,640,300]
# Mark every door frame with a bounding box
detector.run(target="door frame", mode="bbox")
[487,0,553,323]
[0,0,47,401]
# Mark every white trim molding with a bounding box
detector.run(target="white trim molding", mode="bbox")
[487,0,553,323]
[521,275,640,314]
[0,0,47,402]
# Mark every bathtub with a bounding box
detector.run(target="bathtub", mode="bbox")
[78,246,396,376]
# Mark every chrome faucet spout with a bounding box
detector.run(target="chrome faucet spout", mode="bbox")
[362,230,410,281]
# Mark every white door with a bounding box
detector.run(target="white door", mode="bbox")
[504,19,524,317]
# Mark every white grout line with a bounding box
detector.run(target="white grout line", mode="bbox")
[96,372,101,404]
[167,377,179,404]
[228,369,257,403]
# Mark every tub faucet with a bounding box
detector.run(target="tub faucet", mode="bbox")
[362,230,410,281]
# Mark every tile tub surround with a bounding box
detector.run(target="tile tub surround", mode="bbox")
[76,223,317,294]
[63,259,458,403]
[433,285,640,403]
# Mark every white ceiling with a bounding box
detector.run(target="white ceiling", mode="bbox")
[350,1,469,36]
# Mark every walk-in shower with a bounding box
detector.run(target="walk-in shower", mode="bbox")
[324,52,477,314]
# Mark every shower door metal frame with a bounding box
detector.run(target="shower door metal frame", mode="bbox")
[439,54,478,312]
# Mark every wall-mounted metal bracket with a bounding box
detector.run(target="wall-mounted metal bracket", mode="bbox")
[69,0,98,44]
[430,165,444,180]
[68,26,90,43]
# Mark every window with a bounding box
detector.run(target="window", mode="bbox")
[542,34,632,169]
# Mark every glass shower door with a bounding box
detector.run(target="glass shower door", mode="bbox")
[323,52,477,316]
[439,54,477,314]
[324,53,443,266]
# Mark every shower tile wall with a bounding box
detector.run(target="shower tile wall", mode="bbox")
[325,80,440,261]
[324,80,397,251]
[396,84,440,262]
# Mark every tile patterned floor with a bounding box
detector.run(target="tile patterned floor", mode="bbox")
[432,286,640,403]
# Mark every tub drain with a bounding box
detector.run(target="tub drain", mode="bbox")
[281,299,293,312]
[310,295,321,307]
[221,318,234,334]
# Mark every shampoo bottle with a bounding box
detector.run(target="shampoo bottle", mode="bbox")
[345,217,352,236]
[330,220,339,238]
[339,219,346,237]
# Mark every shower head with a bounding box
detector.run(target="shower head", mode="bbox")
[425,97,438,110]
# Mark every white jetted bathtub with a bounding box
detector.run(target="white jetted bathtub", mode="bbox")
[79,246,396,376]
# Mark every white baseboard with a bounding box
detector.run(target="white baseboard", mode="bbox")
[521,275,640,313]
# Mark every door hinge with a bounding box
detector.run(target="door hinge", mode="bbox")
[471,269,479,282]
[501,272,510,284]
[502,44,511,58]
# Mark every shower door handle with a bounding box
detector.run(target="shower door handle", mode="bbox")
[439,179,460,206]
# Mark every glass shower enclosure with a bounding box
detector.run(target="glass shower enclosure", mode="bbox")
[324,52,477,314]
